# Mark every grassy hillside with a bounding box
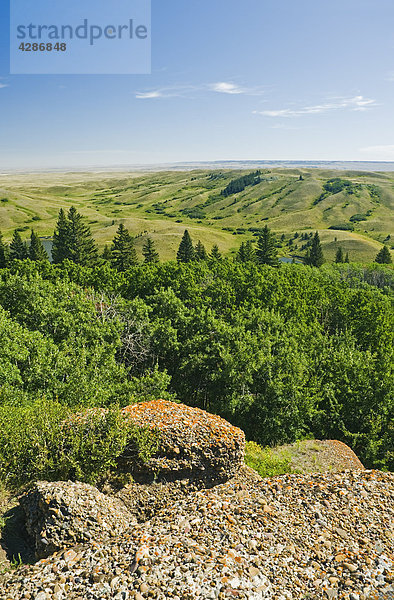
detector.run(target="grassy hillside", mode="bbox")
[0,168,393,262]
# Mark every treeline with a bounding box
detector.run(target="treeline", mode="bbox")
[0,258,392,470]
[0,207,392,270]
[221,171,262,197]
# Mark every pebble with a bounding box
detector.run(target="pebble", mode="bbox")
[0,468,392,600]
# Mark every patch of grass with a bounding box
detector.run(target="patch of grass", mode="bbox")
[244,441,293,478]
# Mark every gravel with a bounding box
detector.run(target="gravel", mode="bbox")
[1,468,392,600]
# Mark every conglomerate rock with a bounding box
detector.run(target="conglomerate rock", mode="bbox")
[19,480,135,558]
[120,399,246,484]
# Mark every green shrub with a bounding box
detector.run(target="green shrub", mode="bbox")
[244,441,293,478]
[0,398,159,488]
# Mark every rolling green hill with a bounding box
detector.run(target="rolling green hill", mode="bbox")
[0,168,393,262]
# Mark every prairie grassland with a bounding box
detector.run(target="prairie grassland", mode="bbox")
[0,168,392,262]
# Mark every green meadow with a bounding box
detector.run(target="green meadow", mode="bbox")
[0,168,393,262]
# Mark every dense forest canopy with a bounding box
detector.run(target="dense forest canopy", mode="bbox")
[0,258,392,471]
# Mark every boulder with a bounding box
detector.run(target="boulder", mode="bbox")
[121,399,245,484]
[20,481,135,558]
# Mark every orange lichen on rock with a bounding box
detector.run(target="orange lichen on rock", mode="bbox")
[121,400,246,484]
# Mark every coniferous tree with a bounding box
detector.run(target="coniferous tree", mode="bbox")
[177,230,195,263]
[256,225,279,266]
[142,237,160,264]
[344,252,350,263]
[375,245,392,264]
[52,209,70,264]
[244,240,255,262]
[236,242,247,263]
[237,240,255,263]
[101,244,112,261]
[67,206,98,266]
[29,230,48,262]
[306,231,324,267]
[335,246,344,263]
[111,223,138,271]
[195,240,207,261]
[9,230,28,261]
[209,244,222,260]
[0,231,8,268]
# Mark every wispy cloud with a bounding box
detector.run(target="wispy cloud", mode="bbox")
[209,82,265,96]
[0,84,8,89]
[136,90,167,99]
[136,85,197,99]
[254,96,377,118]
[209,82,246,95]
[136,81,265,99]
[359,145,394,159]
[386,72,394,82]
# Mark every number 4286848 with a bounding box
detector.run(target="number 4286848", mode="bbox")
[19,42,67,52]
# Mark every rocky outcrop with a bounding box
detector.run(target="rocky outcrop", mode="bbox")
[20,481,135,558]
[121,400,246,484]
[2,470,393,599]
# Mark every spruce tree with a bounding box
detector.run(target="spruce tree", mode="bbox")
[306,231,324,267]
[111,223,138,271]
[237,240,255,263]
[9,230,28,261]
[237,242,247,263]
[209,244,222,260]
[0,231,8,268]
[344,252,350,263]
[244,240,255,262]
[67,206,98,266]
[375,245,392,264]
[29,229,48,262]
[52,209,70,264]
[335,246,344,263]
[256,225,279,266]
[142,237,160,264]
[101,244,112,261]
[177,230,195,263]
[195,240,207,261]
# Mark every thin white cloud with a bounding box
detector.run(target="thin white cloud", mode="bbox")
[359,145,394,159]
[136,90,166,99]
[209,82,245,95]
[386,72,394,82]
[136,81,265,99]
[135,85,197,99]
[254,96,377,118]
[0,84,8,89]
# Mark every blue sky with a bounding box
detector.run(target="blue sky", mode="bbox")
[1,0,394,169]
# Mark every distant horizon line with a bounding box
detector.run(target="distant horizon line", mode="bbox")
[2,158,394,175]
